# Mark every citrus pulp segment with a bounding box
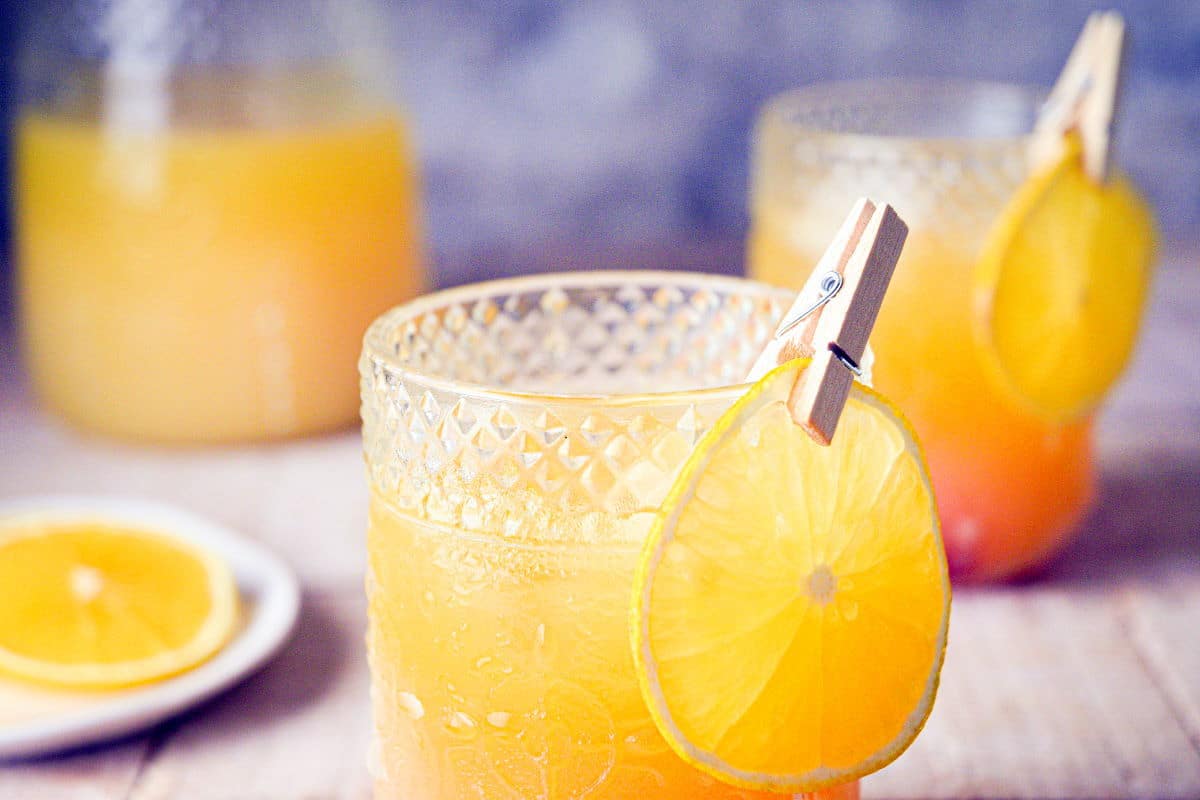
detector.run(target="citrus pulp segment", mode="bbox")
[632,360,949,792]
[974,133,1156,420]
[0,519,237,688]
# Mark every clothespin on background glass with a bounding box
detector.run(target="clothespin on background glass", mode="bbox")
[1030,10,1125,183]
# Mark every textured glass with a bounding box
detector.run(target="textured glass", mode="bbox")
[361,273,793,532]
[748,79,1096,582]
[751,79,1036,247]
[360,273,862,800]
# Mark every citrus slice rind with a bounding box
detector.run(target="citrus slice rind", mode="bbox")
[631,359,949,792]
[973,133,1156,421]
[0,518,238,689]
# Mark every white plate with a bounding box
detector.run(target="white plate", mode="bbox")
[0,495,301,761]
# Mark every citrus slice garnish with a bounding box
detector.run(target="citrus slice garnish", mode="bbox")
[974,132,1156,420]
[631,359,949,792]
[0,519,237,688]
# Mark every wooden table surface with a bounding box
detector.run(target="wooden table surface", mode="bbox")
[1,248,1198,800]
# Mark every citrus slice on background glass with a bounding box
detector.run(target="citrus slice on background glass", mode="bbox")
[0,519,238,689]
[973,132,1156,421]
[631,359,950,792]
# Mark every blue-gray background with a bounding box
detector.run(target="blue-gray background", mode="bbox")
[1,1,1197,298]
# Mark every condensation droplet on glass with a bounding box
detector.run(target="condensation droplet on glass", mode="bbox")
[367,735,387,780]
[486,711,511,728]
[397,691,425,720]
[444,710,479,739]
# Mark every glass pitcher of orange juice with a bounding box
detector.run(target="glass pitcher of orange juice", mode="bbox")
[16,0,425,443]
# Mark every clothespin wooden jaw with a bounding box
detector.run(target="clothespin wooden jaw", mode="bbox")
[747,198,908,446]
[1030,10,1125,183]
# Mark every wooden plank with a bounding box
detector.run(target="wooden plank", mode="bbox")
[868,589,1200,799]
[1121,579,1200,773]
[125,588,371,800]
[0,739,150,800]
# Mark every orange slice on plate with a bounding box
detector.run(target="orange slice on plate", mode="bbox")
[974,132,1156,420]
[631,359,950,792]
[0,519,237,688]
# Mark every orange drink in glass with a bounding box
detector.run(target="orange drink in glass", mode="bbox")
[748,79,1152,581]
[17,61,424,443]
[361,273,861,799]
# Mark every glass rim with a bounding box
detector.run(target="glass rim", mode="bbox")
[362,270,795,408]
[759,77,1048,150]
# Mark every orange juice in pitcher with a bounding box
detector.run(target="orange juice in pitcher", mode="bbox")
[17,3,425,443]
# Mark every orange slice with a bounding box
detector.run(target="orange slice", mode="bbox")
[632,359,950,792]
[0,519,237,688]
[974,132,1156,420]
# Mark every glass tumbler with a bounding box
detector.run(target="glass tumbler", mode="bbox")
[749,79,1095,582]
[16,0,425,443]
[360,273,859,800]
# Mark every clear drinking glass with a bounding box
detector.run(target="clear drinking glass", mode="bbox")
[17,0,424,443]
[360,273,859,800]
[748,79,1092,582]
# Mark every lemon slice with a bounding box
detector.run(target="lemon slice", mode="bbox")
[632,359,950,792]
[0,519,237,688]
[974,133,1156,420]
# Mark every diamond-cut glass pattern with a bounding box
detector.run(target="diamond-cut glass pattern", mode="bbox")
[361,274,793,541]
[753,79,1036,241]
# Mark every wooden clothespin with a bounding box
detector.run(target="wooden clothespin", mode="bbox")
[1030,10,1125,182]
[746,198,908,446]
